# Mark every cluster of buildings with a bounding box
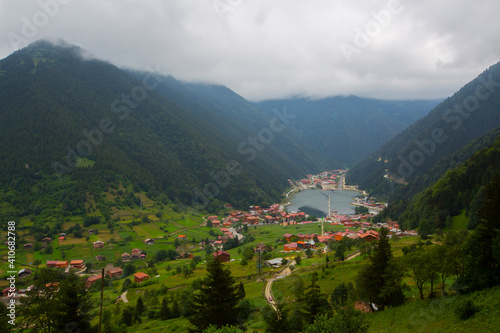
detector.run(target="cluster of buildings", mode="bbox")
[352,196,387,211]
[282,232,320,252]
[122,248,146,262]
[207,203,312,231]
[85,269,150,289]
[46,259,85,270]
[280,218,418,253]
[292,169,347,190]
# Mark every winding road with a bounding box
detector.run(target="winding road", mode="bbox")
[264,250,361,312]
[264,260,295,312]
[121,290,129,303]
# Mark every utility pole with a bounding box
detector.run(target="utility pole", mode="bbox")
[258,249,262,278]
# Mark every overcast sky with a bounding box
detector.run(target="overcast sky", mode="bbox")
[1,0,499,101]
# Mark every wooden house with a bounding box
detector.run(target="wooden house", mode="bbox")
[212,250,230,262]
[284,242,298,252]
[107,267,123,278]
[70,260,84,269]
[122,253,131,262]
[134,272,150,283]
[86,274,102,288]
[93,241,104,249]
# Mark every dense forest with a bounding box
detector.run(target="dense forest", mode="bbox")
[374,126,500,226]
[347,61,500,196]
[0,41,329,223]
[256,96,441,167]
[390,131,500,231]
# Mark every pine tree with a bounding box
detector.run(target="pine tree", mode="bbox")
[160,296,171,320]
[172,298,180,318]
[263,302,290,333]
[136,296,145,316]
[237,282,246,300]
[121,307,134,326]
[303,272,330,324]
[190,257,242,331]
[356,227,404,310]
[54,272,92,332]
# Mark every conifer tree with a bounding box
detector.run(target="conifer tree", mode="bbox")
[237,282,246,300]
[263,302,290,333]
[54,272,92,332]
[356,227,405,310]
[303,272,330,324]
[160,296,171,320]
[190,257,242,331]
[136,296,145,316]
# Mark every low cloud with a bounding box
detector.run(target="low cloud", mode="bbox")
[1,0,499,101]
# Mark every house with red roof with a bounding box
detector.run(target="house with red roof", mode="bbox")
[213,250,230,262]
[70,260,84,269]
[3,287,15,297]
[107,267,123,278]
[284,242,298,252]
[134,272,150,283]
[86,274,102,288]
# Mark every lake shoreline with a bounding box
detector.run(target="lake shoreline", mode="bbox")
[285,189,361,216]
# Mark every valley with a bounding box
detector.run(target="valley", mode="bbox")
[0,41,499,332]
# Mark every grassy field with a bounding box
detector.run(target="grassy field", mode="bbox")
[450,210,469,230]
[366,285,500,332]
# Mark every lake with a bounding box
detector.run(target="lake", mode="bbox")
[286,189,360,217]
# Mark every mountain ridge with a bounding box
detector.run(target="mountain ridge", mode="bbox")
[347,60,500,196]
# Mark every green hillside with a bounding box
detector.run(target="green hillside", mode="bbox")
[256,96,441,168]
[0,41,326,224]
[367,285,500,333]
[375,127,500,228]
[347,61,500,196]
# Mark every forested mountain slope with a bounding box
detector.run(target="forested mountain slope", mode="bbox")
[0,41,323,221]
[347,61,500,195]
[375,126,500,223]
[256,96,441,167]
[395,129,500,230]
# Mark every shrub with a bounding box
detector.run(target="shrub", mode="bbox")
[455,299,480,320]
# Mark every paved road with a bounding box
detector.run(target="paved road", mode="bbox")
[264,260,295,312]
[229,227,244,241]
[345,250,361,261]
[265,250,360,313]
[121,290,129,303]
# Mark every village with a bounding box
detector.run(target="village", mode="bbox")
[2,170,417,308]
